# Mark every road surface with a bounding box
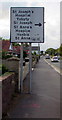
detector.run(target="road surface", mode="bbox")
[8,56,60,118]
[44,58,62,75]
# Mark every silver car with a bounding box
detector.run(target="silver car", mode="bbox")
[51,56,59,62]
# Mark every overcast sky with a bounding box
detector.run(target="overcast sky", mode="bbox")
[0,0,61,51]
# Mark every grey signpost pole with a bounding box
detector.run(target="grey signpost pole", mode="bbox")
[38,43,40,57]
[29,43,32,93]
[20,43,23,93]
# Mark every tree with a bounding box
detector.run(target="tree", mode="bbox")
[45,48,55,55]
[60,44,62,56]
[23,43,29,47]
[55,48,60,56]
[33,51,37,55]
[41,51,43,55]
[12,43,20,46]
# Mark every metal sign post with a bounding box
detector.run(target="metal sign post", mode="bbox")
[29,43,32,93]
[20,43,23,93]
[38,43,40,57]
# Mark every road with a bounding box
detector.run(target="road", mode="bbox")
[44,58,62,75]
[8,56,60,118]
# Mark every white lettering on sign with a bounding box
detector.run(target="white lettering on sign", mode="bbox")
[10,7,44,43]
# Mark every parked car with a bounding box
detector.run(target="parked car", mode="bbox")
[51,56,59,62]
[45,54,50,59]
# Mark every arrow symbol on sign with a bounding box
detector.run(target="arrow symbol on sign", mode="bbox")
[35,23,42,27]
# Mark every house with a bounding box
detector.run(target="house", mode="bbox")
[2,40,40,56]
[2,40,21,56]
[2,40,29,57]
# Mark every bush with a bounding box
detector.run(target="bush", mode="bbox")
[33,51,36,55]
[2,51,6,59]
[0,52,2,59]
[2,65,8,74]
[2,51,12,59]
[4,55,12,59]
[23,50,27,59]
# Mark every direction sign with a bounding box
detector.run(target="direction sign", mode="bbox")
[35,23,42,26]
[10,7,44,43]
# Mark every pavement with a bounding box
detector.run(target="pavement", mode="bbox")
[6,56,60,118]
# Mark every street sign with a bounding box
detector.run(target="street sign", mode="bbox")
[10,7,44,43]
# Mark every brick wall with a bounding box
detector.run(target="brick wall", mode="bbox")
[2,57,19,73]
[1,73,15,114]
[2,57,38,116]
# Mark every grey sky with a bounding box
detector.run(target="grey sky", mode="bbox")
[0,0,61,51]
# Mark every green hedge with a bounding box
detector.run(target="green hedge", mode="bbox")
[2,65,8,74]
[2,51,12,59]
